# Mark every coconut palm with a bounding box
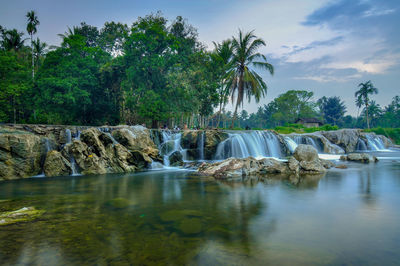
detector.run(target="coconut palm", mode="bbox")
[212,39,233,127]
[227,30,274,128]
[26,10,39,78]
[1,29,26,51]
[355,80,378,129]
[32,38,48,69]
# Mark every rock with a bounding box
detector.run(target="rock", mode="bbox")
[294,144,327,173]
[340,153,378,163]
[43,150,72,177]
[112,126,159,159]
[204,130,229,159]
[335,164,348,169]
[0,207,44,226]
[321,129,361,153]
[181,131,200,150]
[169,151,183,166]
[0,129,43,180]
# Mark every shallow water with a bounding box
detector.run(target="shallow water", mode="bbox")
[1,151,400,265]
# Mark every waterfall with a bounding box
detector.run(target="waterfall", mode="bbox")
[284,137,298,153]
[198,131,205,160]
[34,138,52,177]
[292,135,322,152]
[105,132,119,146]
[356,139,368,151]
[365,134,386,151]
[65,129,80,176]
[215,131,282,159]
[159,131,184,166]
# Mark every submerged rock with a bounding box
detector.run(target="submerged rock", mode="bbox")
[340,153,378,163]
[0,207,44,226]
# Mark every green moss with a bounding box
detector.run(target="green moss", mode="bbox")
[0,207,45,226]
[178,218,203,235]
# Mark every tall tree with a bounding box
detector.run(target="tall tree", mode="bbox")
[32,38,47,69]
[228,30,274,128]
[26,10,39,79]
[212,39,233,128]
[1,29,26,51]
[317,96,346,125]
[355,80,378,129]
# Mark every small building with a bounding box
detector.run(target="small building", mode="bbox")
[295,118,323,128]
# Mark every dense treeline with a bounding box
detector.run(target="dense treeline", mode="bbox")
[0,12,399,129]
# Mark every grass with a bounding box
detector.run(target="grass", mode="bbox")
[273,124,339,134]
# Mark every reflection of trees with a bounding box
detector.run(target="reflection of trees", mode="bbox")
[0,171,271,265]
[358,171,376,207]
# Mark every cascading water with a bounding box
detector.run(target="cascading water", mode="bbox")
[198,131,205,161]
[365,134,386,151]
[65,129,80,175]
[292,135,322,152]
[158,131,185,167]
[356,139,368,151]
[215,131,282,159]
[284,137,298,153]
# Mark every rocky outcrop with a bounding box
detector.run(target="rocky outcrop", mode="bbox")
[204,130,228,159]
[198,145,332,180]
[112,126,159,160]
[321,129,361,153]
[43,150,71,176]
[0,129,42,180]
[169,151,184,166]
[181,130,201,160]
[340,153,378,163]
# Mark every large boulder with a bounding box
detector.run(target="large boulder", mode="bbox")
[43,150,71,177]
[321,129,360,153]
[204,130,229,159]
[169,151,184,166]
[340,153,378,163]
[112,126,159,159]
[294,144,327,173]
[0,129,43,180]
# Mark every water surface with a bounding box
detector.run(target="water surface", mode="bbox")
[1,151,400,265]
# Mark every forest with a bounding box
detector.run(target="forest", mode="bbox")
[1,12,399,130]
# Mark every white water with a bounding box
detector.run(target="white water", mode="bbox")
[284,137,298,153]
[65,129,80,176]
[198,131,205,160]
[215,131,282,159]
[365,134,387,151]
[292,135,321,152]
[159,131,184,167]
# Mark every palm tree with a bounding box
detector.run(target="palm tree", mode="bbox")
[32,38,47,69]
[227,30,274,128]
[212,39,233,128]
[1,29,26,51]
[355,80,378,129]
[26,10,40,79]
[362,100,382,128]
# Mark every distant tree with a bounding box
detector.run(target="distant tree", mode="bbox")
[228,30,274,128]
[1,29,26,51]
[99,21,129,56]
[317,96,346,125]
[355,80,378,129]
[32,38,47,69]
[361,100,382,128]
[26,10,39,78]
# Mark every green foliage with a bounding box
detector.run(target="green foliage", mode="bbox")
[273,124,338,134]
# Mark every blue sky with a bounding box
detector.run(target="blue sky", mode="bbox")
[1,0,399,115]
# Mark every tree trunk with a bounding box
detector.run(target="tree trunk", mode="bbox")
[366,102,370,129]
[31,34,34,79]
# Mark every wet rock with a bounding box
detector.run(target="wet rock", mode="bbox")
[204,130,229,159]
[294,144,327,173]
[321,129,361,153]
[43,150,72,177]
[340,153,378,163]
[0,129,43,180]
[0,207,44,226]
[335,164,348,169]
[169,151,183,166]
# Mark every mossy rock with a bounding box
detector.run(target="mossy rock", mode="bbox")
[0,207,45,226]
[106,198,131,209]
[178,218,203,235]
[159,210,185,222]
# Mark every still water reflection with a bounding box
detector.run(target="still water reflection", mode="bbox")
[0,151,400,265]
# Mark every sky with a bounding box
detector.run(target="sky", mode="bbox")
[1,0,399,116]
